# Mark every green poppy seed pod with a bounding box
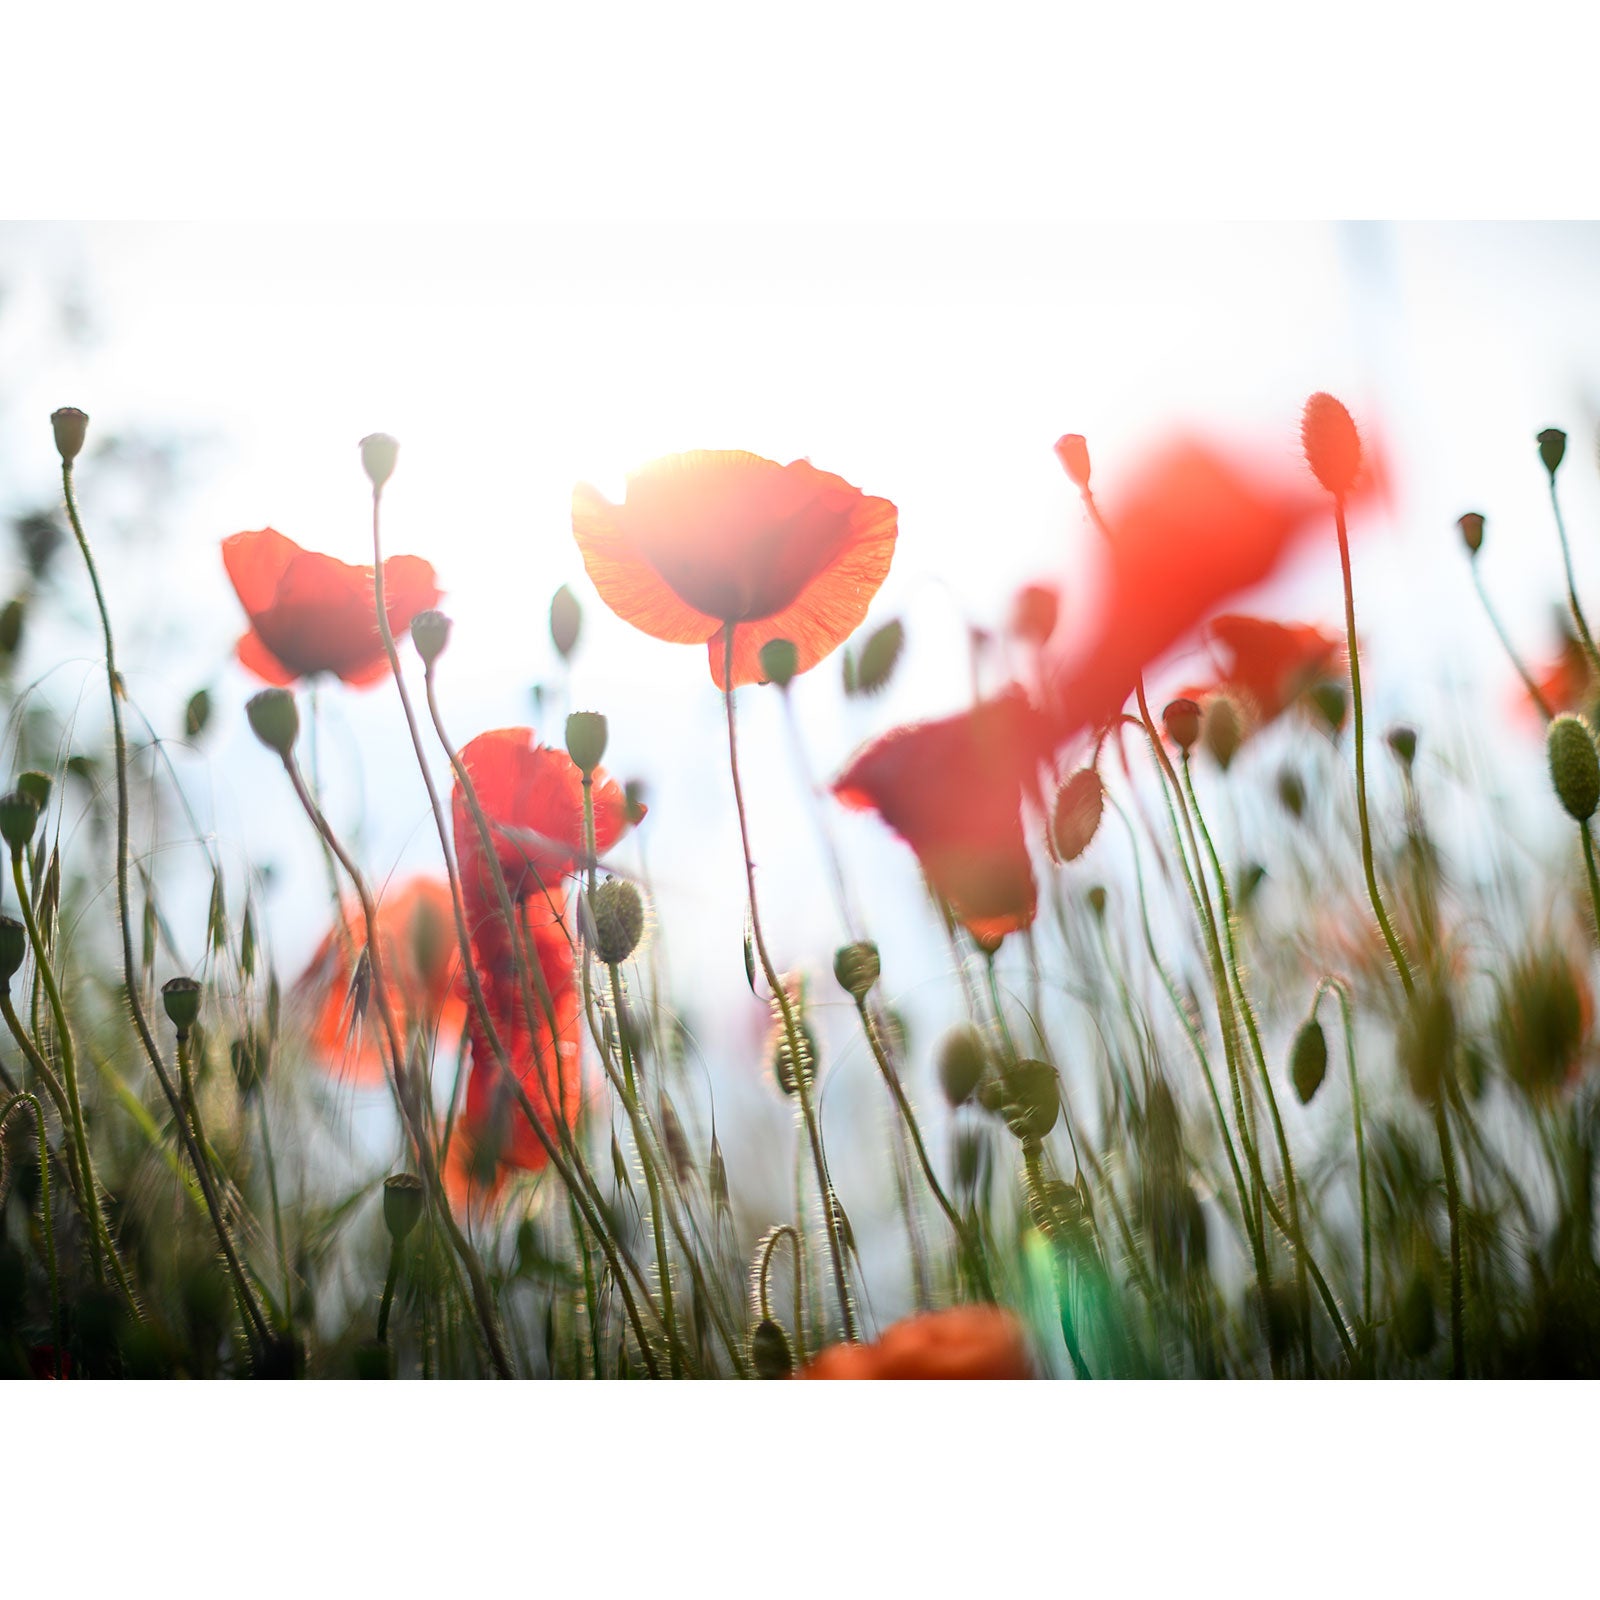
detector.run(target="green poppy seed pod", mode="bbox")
[1050,768,1104,862]
[184,688,212,739]
[0,915,27,986]
[1289,1016,1329,1105]
[1054,433,1091,489]
[750,1318,794,1379]
[937,1024,988,1108]
[1203,695,1243,771]
[410,608,451,667]
[160,976,202,1036]
[246,688,299,758]
[1000,1057,1061,1142]
[1277,766,1306,821]
[359,432,399,491]
[1163,697,1201,753]
[1537,428,1567,480]
[1387,725,1418,771]
[1457,511,1485,556]
[1301,392,1362,498]
[1086,884,1108,919]
[383,1172,426,1243]
[758,638,798,689]
[565,710,609,775]
[0,791,39,854]
[16,772,51,812]
[1309,681,1348,736]
[51,407,88,465]
[549,584,582,660]
[588,876,644,964]
[1547,714,1600,821]
[0,597,24,657]
[833,940,880,999]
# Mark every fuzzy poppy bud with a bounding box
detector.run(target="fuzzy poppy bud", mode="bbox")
[246,688,299,758]
[549,585,582,660]
[1547,714,1600,821]
[1496,945,1588,1101]
[1054,433,1091,489]
[833,940,880,999]
[1289,1016,1328,1104]
[1277,767,1306,821]
[383,1172,425,1242]
[0,791,39,853]
[624,779,648,827]
[565,710,609,775]
[410,608,451,667]
[1457,511,1485,556]
[750,1318,794,1379]
[1163,697,1202,752]
[1301,392,1362,498]
[184,689,212,739]
[1309,681,1347,735]
[758,638,798,689]
[51,407,88,465]
[160,976,202,1036]
[1387,725,1418,771]
[359,432,399,491]
[1086,884,1108,918]
[937,1024,988,1108]
[16,772,50,812]
[0,915,26,987]
[1000,1057,1061,1142]
[1537,428,1567,480]
[1203,695,1243,770]
[588,876,644,964]
[1050,769,1104,862]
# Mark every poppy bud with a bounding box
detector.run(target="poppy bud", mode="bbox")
[588,876,644,964]
[1496,945,1588,1101]
[383,1172,426,1243]
[1000,1057,1061,1142]
[1203,695,1243,771]
[1309,681,1348,735]
[1277,766,1306,821]
[0,915,26,987]
[1537,428,1567,480]
[1163,697,1202,752]
[359,432,399,491]
[550,585,582,660]
[0,791,39,854]
[51,407,88,465]
[161,975,202,1036]
[1301,392,1362,498]
[937,1024,988,1108]
[851,619,905,697]
[1050,769,1104,862]
[624,778,648,827]
[1547,714,1600,821]
[833,940,880,999]
[185,688,212,739]
[1457,511,1485,556]
[750,1317,794,1379]
[1387,725,1418,771]
[1086,884,1108,918]
[1289,1016,1328,1105]
[1054,433,1092,489]
[410,608,451,667]
[565,711,609,775]
[758,638,798,688]
[16,771,50,812]
[0,597,24,657]
[246,688,299,758]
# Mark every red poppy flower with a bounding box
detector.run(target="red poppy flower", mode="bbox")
[222,526,441,686]
[796,1306,1033,1380]
[572,450,898,688]
[833,689,1051,943]
[1524,626,1595,722]
[1175,615,1345,736]
[451,728,638,927]
[296,877,468,1086]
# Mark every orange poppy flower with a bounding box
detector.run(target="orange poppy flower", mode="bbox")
[1525,626,1595,722]
[296,876,469,1087]
[571,450,898,688]
[222,527,441,686]
[451,728,638,926]
[833,689,1051,942]
[796,1305,1034,1379]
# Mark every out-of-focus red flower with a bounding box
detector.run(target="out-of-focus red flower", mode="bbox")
[796,1306,1033,1379]
[1526,626,1595,722]
[1176,615,1345,735]
[572,450,898,688]
[296,877,467,1086]
[452,728,637,927]
[1044,438,1371,742]
[1010,583,1060,649]
[222,527,441,686]
[833,689,1051,942]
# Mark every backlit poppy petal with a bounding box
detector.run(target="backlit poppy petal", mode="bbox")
[797,1306,1033,1379]
[235,627,297,686]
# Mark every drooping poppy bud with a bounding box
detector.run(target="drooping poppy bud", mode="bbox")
[1457,511,1485,556]
[1289,1016,1328,1105]
[1050,769,1104,862]
[160,976,202,1036]
[359,432,399,491]
[1537,428,1567,480]
[51,407,88,465]
[0,915,27,987]
[1276,766,1306,821]
[549,585,582,660]
[1301,392,1362,498]
[1308,681,1348,735]
[246,688,299,758]
[410,608,452,667]
[564,711,609,775]
[833,941,880,999]
[937,1024,988,1108]
[383,1172,426,1242]
[0,791,39,854]
[1386,725,1418,771]
[16,772,50,812]
[588,876,644,965]
[999,1057,1061,1142]
[759,638,799,688]
[751,1317,794,1379]
[1054,433,1091,490]
[1086,884,1108,918]
[185,688,212,739]
[1163,697,1202,752]
[1548,714,1600,821]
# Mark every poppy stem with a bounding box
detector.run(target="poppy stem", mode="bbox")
[376,1237,402,1344]
[720,624,857,1342]
[755,1223,808,1366]
[1470,564,1554,721]
[1,1090,59,1373]
[1315,976,1371,1348]
[1547,477,1600,682]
